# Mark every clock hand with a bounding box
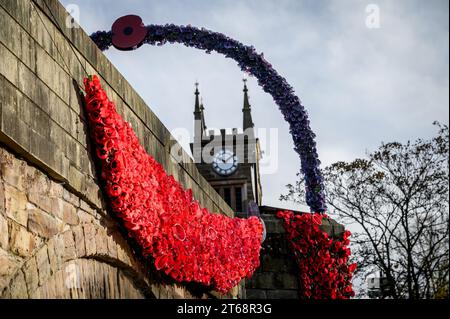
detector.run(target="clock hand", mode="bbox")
[224,154,234,163]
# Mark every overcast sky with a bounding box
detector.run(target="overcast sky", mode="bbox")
[61,0,449,212]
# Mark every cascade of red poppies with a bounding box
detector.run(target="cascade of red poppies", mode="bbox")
[83,75,264,293]
[277,211,356,299]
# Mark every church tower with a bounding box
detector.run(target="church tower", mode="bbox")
[190,81,263,217]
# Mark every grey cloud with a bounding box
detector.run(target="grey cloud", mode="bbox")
[62,0,449,211]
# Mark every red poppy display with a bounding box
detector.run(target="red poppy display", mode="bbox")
[83,75,264,293]
[277,210,356,299]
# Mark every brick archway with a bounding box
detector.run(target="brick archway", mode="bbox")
[2,223,155,299]
[0,147,199,299]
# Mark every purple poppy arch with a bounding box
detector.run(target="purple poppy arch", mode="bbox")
[90,17,327,213]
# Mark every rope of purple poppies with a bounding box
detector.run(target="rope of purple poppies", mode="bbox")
[90,25,326,213]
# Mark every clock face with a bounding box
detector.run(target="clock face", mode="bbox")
[212,149,239,176]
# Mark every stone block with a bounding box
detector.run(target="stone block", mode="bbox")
[50,197,64,219]
[62,188,79,207]
[27,205,61,239]
[62,200,79,226]
[261,255,295,273]
[263,216,285,234]
[0,43,18,85]
[83,223,96,256]
[62,230,76,262]
[17,60,37,102]
[9,270,29,298]
[320,218,345,239]
[9,222,36,257]
[0,182,4,215]
[0,249,20,280]
[68,165,85,193]
[245,289,267,299]
[116,240,131,266]
[0,6,21,55]
[72,225,85,257]
[77,208,95,224]
[95,227,108,256]
[49,182,64,198]
[35,246,51,286]
[106,267,119,299]
[0,213,7,249]
[1,157,25,190]
[30,104,52,141]
[266,290,299,299]
[107,234,118,259]
[49,91,72,133]
[20,28,36,71]
[23,256,39,294]
[47,237,59,275]
[274,273,299,290]
[0,0,31,31]
[4,184,29,227]
[1,108,31,152]
[28,191,53,214]
[16,90,35,130]
[247,273,275,290]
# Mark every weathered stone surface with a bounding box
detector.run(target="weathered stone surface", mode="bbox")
[1,158,25,190]
[320,218,345,239]
[49,182,64,198]
[72,226,85,257]
[62,200,79,225]
[35,246,51,286]
[9,222,35,257]
[274,273,298,289]
[62,230,76,261]
[77,208,95,224]
[0,182,4,215]
[50,197,64,219]
[95,227,108,256]
[0,213,8,249]
[27,205,61,239]
[28,192,53,214]
[46,237,59,275]
[23,256,39,294]
[4,185,28,227]
[246,289,267,299]
[9,270,28,298]
[266,290,298,299]
[0,249,20,283]
[0,43,18,85]
[62,188,79,207]
[83,223,96,256]
[107,234,118,259]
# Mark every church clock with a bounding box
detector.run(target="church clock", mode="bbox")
[212,149,239,176]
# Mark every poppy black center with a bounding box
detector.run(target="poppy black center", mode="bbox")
[124,27,133,36]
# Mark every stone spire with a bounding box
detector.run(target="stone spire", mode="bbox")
[194,82,206,137]
[200,97,206,132]
[242,79,254,131]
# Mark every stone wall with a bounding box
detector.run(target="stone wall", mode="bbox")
[246,213,299,299]
[246,209,345,299]
[0,0,237,299]
[1,146,232,298]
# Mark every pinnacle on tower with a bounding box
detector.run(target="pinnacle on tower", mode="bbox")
[242,79,255,131]
[194,82,206,137]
